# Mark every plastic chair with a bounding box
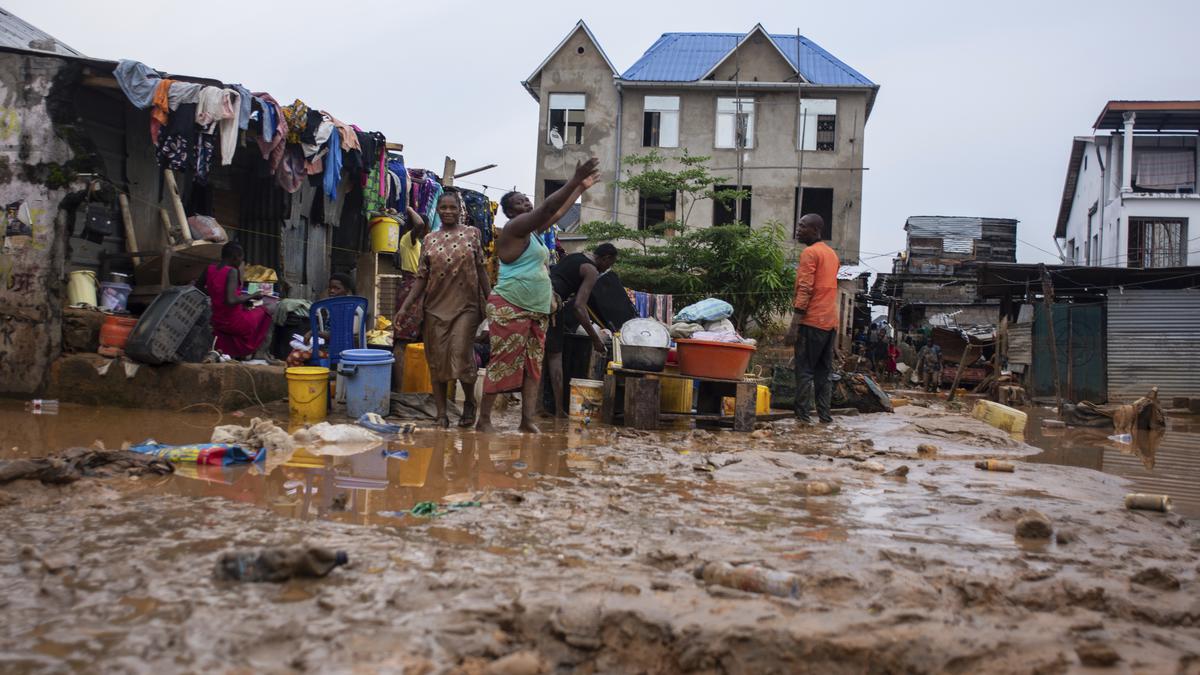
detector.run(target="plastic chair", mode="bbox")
[308,296,368,368]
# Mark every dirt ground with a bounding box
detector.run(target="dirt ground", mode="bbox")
[1,403,1198,674]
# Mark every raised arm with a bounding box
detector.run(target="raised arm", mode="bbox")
[503,158,599,241]
[541,181,589,234]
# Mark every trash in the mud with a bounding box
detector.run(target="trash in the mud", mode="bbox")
[803,481,840,496]
[857,460,886,473]
[1014,511,1053,539]
[24,399,59,415]
[883,465,909,478]
[694,561,801,599]
[1107,433,1133,444]
[1075,642,1121,667]
[970,400,1027,436]
[0,447,174,485]
[749,428,772,440]
[129,442,263,465]
[214,547,348,582]
[484,650,546,675]
[916,443,938,459]
[1041,418,1066,429]
[211,417,294,455]
[293,422,382,455]
[694,456,742,473]
[379,500,483,519]
[975,459,1015,472]
[1124,493,1172,512]
[356,413,415,435]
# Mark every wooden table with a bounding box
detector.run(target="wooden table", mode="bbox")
[600,367,767,432]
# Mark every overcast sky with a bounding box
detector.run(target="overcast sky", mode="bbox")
[12,0,1200,272]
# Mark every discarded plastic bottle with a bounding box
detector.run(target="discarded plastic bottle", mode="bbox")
[214,547,348,582]
[975,459,1015,472]
[1125,493,1172,512]
[694,561,801,599]
[24,399,59,415]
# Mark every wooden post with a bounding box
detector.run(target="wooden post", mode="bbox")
[163,169,192,244]
[600,374,618,426]
[623,377,660,430]
[442,156,457,188]
[118,194,139,266]
[947,346,973,402]
[734,381,758,432]
[1039,263,1064,414]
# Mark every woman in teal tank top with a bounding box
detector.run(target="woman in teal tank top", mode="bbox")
[476,158,601,433]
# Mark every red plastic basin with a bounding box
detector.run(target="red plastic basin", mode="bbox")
[675,339,756,380]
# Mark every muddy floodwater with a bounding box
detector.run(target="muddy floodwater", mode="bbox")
[2,397,1199,673]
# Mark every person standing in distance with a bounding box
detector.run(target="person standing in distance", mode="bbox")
[785,214,840,424]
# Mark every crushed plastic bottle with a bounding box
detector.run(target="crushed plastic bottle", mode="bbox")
[25,399,59,415]
[694,561,801,599]
[214,547,348,582]
[975,459,1015,472]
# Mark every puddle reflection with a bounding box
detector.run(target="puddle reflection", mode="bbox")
[1026,408,1200,517]
[159,431,582,526]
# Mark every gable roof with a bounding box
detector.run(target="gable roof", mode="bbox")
[0,7,80,56]
[1055,137,1091,239]
[621,28,873,86]
[698,24,804,82]
[522,20,617,101]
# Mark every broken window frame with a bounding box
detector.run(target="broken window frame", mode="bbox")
[715,97,755,149]
[548,93,586,146]
[1128,217,1187,269]
[642,96,680,148]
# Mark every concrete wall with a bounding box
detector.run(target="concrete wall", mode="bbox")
[709,31,796,83]
[530,28,869,264]
[530,26,619,227]
[0,53,81,395]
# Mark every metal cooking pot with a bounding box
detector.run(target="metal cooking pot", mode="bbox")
[621,344,668,372]
[619,318,670,348]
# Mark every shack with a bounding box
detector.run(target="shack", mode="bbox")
[872,215,1018,331]
[977,262,1200,404]
[0,12,478,397]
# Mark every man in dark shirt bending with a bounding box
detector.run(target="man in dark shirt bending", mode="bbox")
[546,243,619,417]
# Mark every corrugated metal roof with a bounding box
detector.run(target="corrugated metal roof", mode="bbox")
[620,31,873,86]
[0,8,80,56]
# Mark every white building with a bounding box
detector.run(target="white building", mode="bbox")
[1055,101,1200,268]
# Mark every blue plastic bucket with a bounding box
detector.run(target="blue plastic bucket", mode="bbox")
[337,348,395,418]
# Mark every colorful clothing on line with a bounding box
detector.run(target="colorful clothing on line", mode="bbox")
[149,78,173,145]
[483,293,548,395]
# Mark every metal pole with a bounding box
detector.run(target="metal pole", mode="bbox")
[734,45,743,224]
[795,28,805,236]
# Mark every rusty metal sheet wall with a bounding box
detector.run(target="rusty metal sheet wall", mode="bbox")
[1107,289,1200,402]
[1008,322,1032,366]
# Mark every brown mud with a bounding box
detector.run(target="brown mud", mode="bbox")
[1,398,1199,673]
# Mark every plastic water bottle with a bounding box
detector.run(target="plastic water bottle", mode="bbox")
[25,399,59,415]
[214,547,348,582]
[694,561,801,598]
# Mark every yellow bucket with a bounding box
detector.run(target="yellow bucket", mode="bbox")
[286,366,329,423]
[660,367,693,413]
[569,378,604,421]
[67,270,98,307]
[401,343,433,393]
[721,386,772,416]
[369,216,401,253]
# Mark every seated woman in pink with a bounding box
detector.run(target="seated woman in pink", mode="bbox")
[205,242,271,359]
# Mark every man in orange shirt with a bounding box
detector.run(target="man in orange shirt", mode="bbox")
[785,214,840,424]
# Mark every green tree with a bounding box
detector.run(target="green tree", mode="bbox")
[582,151,792,334]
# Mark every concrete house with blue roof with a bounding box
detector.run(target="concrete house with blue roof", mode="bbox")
[522,21,878,263]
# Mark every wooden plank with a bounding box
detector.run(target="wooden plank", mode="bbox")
[442,156,457,188]
[163,170,192,244]
[600,374,618,425]
[117,194,139,265]
[614,367,748,385]
[734,381,757,432]
[624,377,660,430]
